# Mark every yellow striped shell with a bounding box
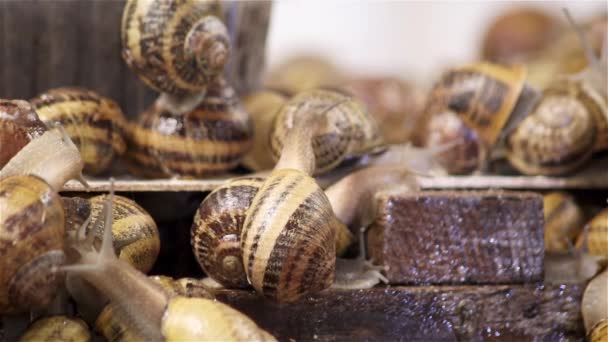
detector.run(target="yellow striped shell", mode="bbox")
[31,87,127,175]
[127,78,253,178]
[577,208,608,257]
[121,0,229,96]
[87,195,160,273]
[0,99,47,169]
[269,89,383,175]
[241,169,337,303]
[543,192,585,253]
[590,320,608,342]
[20,316,90,342]
[0,175,65,313]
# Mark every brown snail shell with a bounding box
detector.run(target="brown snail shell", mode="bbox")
[0,99,47,169]
[264,55,345,94]
[19,316,91,342]
[242,89,289,171]
[0,175,65,313]
[577,208,608,258]
[31,87,127,175]
[121,0,230,96]
[543,192,585,253]
[506,89,596,176]
[270,89,383,175]
[191,176,263,288]
[87,195,160,273]
[127,78,253,178]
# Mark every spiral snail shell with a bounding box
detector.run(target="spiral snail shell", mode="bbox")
[121,0,230,96]
[127,77,253,178]
[543,192,585,253]
[0,99,47,169]
[576,208,608,258]
[19,316,91,342]
[31,87,128,175]
[270,89,383,175]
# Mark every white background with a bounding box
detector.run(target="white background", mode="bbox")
[265,1,607,85]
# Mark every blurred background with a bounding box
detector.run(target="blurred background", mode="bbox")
[266,1,607,85]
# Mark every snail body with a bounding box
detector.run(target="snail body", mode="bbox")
[0,129,83,313]
[31,87,127,175]
[121,0,230,96]
[270,89,384,175]
[127,78,253,178]
[582,269,608,341]
[19,316,91,342]
[0,99,47,169]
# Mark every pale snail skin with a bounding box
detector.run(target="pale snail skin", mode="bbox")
[31,87,128,176]
[19,316,91,342]
[121,0,230,97]
[0,99,47,169]
[63,190,275,342]
[582,269,608,342]
[0,128,84,313]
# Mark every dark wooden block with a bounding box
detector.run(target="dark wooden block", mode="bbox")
[368,191,544,284]
[216,285,584,341]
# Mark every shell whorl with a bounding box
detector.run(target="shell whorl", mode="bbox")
[543,192,585,253]
[506,93,596,175]
[0,176,65,313]
[31,87,127,175]
[269,89,383,175]
[20,316,91,342]
[241,169,337,303]
[0,99,47,169]
[126,78,253,178]
[191,177,264,288]
[121,0,229,96]
[87,195,160,273]
[577,208,608,257]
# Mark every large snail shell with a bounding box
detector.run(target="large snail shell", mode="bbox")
[162,297,276,341]
[121,0,230,96]
[191,177,264,288]
[582,269,608,336]
[543,192,585,253]
[0,175,65,313]
[127,78,253,178]
[19,316,91,342]
[270,89,383,175]
[0,99,47,169]
[31,87,127,175]
[506,93,596,176]
[87,195,160,273]
[241,169,337,303]
[577,208,608,258]
[426,63,527,150]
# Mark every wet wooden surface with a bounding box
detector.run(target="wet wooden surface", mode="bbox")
[368,191,544,284]
[216,284,584,342]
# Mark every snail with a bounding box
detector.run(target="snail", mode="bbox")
[19,316,91,342]
[264,55,345,94]
[126,77,253,178]
[0,128,84,313]
[241,89,289,171]
[269,88,384,175]
[543,192,585,253]
[63,187,276,341]
[121,0,230,97]
[31,87,128,176]
[505,10,608,176]
[581,269,608,341]
[0,99,47,169]
[576,208,608,259]
[190,175,354,289]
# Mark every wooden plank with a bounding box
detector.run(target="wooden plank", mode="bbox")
[368,191,544,284]
[215,285,584,341]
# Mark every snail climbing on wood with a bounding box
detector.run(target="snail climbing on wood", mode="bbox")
[0,128,84,313]
[63,185,276,341]
[31,87,128,176]
[121,0,230,97]
[126,77,253,178]
[0,99,47,169]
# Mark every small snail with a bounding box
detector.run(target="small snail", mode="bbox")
[0,99,47,169]
[582,269,608,341]
[19,316,91,342]
[543,192,585,253]
[191,175,355,289]
[242,89,289,171]
[270,88,384,175]
[576,208,608,258]
[0,128,84,313]
[121,0,230,97]
[506,10,607,176]
[127,77,253,178]
[31,87,127,176]
[64,188,275,341]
